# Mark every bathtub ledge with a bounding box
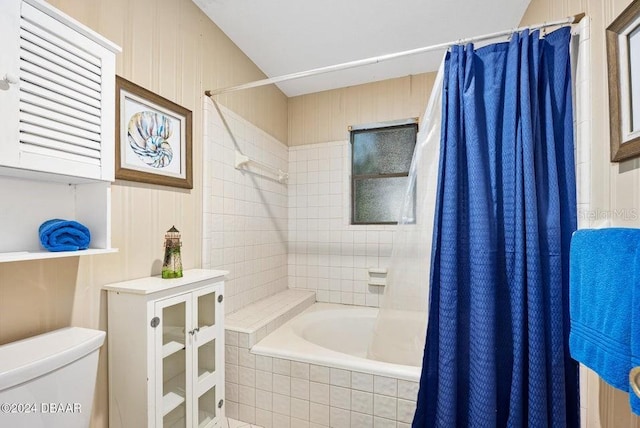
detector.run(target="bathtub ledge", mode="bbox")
[225,288,315,348]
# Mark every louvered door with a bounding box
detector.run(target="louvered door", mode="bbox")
[0,0,117,182]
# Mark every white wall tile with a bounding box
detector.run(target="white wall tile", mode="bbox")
[291,361,310,379]
[330,368,351,388]
[227,345,239,366]
[310,382,330,405]
[256,370,273,392]
[273,393,291,416]
[256,390,273,411]
[350,412,373,428]
[274,374,292,396]
[291,398,310,421]
[292,378,310,400]
[227,382,239,402]
[227,363,239,384]
[239,333,250,349]
[273,412,291,428]
[351,372,374,393]
[227,401,239,420]
[374,376,397,397]
[373,395,397,420]
[330,386,351,410]
[226,330,239,347]
[351,390,373,415]
[255,409,273,428]
[274,358,292,376]
[330,407,351,428]
[239,385,256,407]
[256,355,273,372]
[291,417,310,428]
[373,416,396,428]
[397,380,419,401]
[287,142,395,307]
[239,367,256,387]
[204,104,289,314]
[239,348,256,368]
[310,365,330,384]
[310,402,330,426]
[239,404,256,424]
[396,399,416,424]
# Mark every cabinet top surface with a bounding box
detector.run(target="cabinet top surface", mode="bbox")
[102,269,228,294]
[25,0,122,53]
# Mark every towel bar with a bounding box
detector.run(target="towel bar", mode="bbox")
[630,367,640,398]
[234,151,289,183]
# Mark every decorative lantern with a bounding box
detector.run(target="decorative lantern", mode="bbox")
[162,225,183,278]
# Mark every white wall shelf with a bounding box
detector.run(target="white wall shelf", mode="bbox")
[0,176,116,262]
[0,0,121,262]
[0,248,118,264]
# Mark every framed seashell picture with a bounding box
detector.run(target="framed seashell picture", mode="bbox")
[115,76,193,188]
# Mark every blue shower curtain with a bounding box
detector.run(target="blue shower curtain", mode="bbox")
[413,27,579,427]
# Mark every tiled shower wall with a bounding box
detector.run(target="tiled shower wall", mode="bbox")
[203,101,400,313]
[287,142,394,307]
[203,99,289,314]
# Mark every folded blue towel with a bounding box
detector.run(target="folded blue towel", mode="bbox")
[569,228,640,414]
[39,219,91,252]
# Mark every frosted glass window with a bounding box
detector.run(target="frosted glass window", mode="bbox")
[353,127,416,175]
[351,122,417,224]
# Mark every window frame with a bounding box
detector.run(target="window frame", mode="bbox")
[350,120,418,225]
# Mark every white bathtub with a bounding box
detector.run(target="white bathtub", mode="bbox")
[251,303,422,382]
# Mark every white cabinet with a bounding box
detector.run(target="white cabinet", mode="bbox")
[0,0,120,181]
[0,0,121,262]
[105,269,227,428]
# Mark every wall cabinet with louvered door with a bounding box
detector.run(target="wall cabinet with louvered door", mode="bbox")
[0,0,121,262]
[0,0,119,180]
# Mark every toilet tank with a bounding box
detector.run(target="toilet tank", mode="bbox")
[0,327,105,428]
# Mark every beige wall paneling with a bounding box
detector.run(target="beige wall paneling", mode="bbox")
[288,72,436,146]
[0,0,288,426]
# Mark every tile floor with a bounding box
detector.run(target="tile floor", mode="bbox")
[223,417,263,428]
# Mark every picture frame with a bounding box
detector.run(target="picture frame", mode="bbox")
[607,0,640,162]
[115,76,193,188]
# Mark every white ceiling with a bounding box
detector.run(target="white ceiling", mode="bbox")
[193,0,532,97]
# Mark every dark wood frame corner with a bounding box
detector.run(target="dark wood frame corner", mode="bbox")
[607,0,640,162]
[115,76,193,188]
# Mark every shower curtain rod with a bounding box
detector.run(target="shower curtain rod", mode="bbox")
[204,13,585,97]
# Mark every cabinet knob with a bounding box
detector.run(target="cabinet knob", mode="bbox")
[3,74,18,85]
[218,294,224,303]
[0,73,18,91]
[150,317,160,328]
[218,399,224,409]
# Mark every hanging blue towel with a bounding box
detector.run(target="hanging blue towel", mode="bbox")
[632,249,640,414]
[569,228,640,414]
[39,219,91,252]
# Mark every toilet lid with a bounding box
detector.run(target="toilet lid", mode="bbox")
[0,327,105,391]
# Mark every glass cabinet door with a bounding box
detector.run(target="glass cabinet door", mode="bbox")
[192,288,219,428]
[155,294,192,428]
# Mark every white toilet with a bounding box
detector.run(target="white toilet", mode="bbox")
[0,327,105,428]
